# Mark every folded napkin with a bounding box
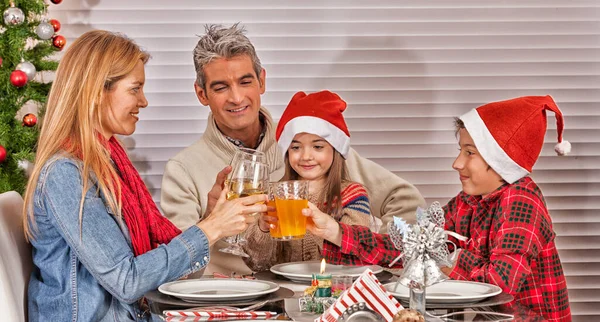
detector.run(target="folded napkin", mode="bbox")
[316,269,402,322]
[164,309,276,321]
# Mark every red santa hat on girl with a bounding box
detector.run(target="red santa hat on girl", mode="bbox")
[276,90,351,158]
[459,95,571,184]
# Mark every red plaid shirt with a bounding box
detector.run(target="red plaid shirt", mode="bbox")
[323,177,571,322]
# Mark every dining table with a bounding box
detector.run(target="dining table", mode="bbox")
[147,268,544,322]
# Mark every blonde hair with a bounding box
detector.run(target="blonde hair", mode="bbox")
[23,30,150,240]
[282,149,350,219]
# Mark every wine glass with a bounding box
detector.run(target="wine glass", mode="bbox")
[219,159,270,257]
[230,147,266,170]
[223,148,267,242]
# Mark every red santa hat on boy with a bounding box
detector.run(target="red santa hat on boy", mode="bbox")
[459,95,571,184]
[276,90,351,158]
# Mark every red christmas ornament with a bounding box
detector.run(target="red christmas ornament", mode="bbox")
[50,0,62,4]
[0,56,3,67]
[10,70,28,87]
[52,35,66,50]
[0,145,6,164]
[49,19,61,32]
[23,113,38,127]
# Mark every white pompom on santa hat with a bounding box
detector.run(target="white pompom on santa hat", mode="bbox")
[276,90,351,158]
[459,95,571,184]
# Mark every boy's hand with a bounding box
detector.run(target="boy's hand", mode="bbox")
[440,266,453,276]
[204,166,232,218]
[302,202,342,246]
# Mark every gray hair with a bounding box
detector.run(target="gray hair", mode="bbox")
[193,23,262,90]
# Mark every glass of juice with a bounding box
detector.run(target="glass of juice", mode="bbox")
[273,180,309,240]
[266,183,283,239]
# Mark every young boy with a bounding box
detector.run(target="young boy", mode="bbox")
[302,96,572,322]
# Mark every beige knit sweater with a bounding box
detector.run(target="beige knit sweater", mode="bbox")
[160,107,425,275]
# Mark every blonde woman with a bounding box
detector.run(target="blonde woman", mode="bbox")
[22,30,267,321]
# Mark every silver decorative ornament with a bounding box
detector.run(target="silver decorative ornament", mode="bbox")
[35,22,54,40]
[3,5,25,26]
[16,61,36,81]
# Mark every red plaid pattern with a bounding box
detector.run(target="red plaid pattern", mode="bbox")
[323,177,571,322]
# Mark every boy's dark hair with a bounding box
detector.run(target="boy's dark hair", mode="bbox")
[454,117,465,138]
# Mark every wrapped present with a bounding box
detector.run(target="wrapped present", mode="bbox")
[299,296,337,314]
[316,269,402,322]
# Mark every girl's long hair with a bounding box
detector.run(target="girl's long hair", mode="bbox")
[282,149,350,219]
[23,30,149,240]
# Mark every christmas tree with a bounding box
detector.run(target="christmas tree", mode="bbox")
[1,0,65,194]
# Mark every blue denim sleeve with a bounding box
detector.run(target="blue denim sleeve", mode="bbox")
[39,159,210,303]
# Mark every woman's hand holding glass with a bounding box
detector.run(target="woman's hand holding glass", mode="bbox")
[197,186,267,246]
[220,158,270,257]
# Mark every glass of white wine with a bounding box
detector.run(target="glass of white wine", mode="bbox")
[219,159,270,257]
[223,148,267,242]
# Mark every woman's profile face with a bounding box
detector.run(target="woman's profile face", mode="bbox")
[100,60,148,139]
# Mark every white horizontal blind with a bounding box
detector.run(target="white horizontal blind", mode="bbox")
[51,1,600,320]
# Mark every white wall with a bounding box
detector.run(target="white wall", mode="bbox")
[50,1,600,320]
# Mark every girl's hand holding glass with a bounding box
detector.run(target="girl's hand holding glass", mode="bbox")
[259,202,278,232]
[197,186,267,246]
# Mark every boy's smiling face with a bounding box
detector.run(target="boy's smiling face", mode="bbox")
[453,128,505,198]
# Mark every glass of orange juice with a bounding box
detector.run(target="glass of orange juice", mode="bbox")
[266,183,283,239]
[273,180,309,240]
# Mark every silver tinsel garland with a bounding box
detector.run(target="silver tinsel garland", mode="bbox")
[388,201,466,288]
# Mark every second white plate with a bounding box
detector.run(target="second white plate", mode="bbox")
[383,280,502,304]
[270,261,383,283]
[158,279,280,303]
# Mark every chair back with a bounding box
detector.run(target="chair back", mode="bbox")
[0,191,31,322]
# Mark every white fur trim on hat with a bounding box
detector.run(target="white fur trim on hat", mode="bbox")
[277,116,350,159]
[554,140,571,156]
[460,109,530,184]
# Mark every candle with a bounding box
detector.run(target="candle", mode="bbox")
[315,259,332,297]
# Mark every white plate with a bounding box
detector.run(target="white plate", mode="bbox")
[383,280,502,304]
[158,279,280,303]
[270,261,383,283]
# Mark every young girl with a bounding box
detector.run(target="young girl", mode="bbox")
[242,90,377,272]
[23,30,267,322]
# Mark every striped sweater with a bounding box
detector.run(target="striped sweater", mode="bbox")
[242,181,374,272]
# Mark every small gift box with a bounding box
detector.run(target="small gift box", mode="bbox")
[299,296,337,314]
[316,269,402,322]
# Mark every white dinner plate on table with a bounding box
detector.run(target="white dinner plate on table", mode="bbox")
[158,279,280,303]
[383,280,502,304]
[270,261,383,283]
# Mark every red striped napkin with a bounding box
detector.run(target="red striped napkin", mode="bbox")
[163,309,276,321]
[316,269,403,322]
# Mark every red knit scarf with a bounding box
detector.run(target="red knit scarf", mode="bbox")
[107,137,181,256]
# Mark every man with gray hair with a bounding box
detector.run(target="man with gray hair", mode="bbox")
[161,23,425,275]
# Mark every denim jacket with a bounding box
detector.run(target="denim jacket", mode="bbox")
[28,156,211,321]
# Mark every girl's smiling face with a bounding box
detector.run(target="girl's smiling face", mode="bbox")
[287,132,335,187]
